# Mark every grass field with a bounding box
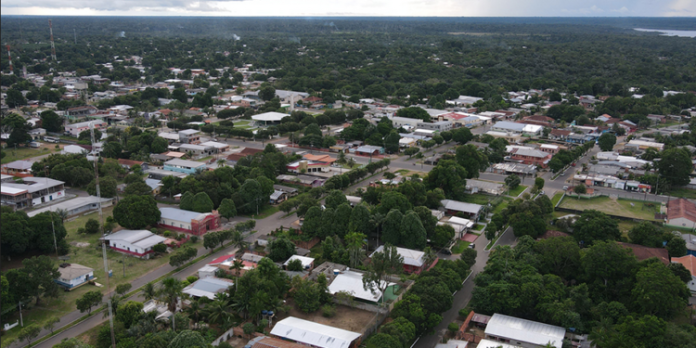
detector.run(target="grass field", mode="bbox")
[461,194,494,205]
[241,205,279,219]
[451,240,471,254]
[1,144,61,164]
[0,207,175,346]
[559,196,660,221]
[507,185,528,197]
[667,188,696,200]
[551,192,564,207]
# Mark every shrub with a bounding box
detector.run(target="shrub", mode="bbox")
[458,308,471,318]
[163,231,172,237]
[321,304,336,318]
[186,276,198,283]
[190,235,199,243]
[448,322,460,333]
[150,228,159,234]
[153,244,167,253]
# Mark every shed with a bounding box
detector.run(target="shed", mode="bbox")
[284,255,315,270]
[270,317,362,348]
[54,263,94,289]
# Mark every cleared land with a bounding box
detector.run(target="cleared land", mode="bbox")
[1,143,62,164]
[559,196,659,221]
[283,299,376,334]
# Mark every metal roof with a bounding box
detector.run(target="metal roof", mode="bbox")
[252,112,290,122]
[446,217,475,228]
[270,317,361,348]
[476,339,521,348]
[164,158,207,168]
[371,245,424,267]
[57,263,94,280]
[283,255,315,268]
[441,199,483,215]
[484,314,565,348]
[327,270,393,303]
[27,196,113,217]
[103,229,167,249]
[2,177,64,194]
[159,207,208,222]
[2,160,34,170]
[182,277,234,300]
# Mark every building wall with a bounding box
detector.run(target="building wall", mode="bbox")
[668,217,696,229]
[160,217,193,231]
[163,165,199,175]
[30,189,66,206]
[55,271,94,288]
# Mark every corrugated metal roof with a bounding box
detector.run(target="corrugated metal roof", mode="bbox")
[441,199,483,214]
[270,317,361,348]
[371,245,424,267]
[484,314,565,348]
[160,207,208,222]
[327,270,393,303]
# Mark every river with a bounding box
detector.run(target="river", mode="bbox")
[634,28,696,38]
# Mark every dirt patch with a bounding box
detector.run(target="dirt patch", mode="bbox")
[279,299,377,334]
[70,242,91,247]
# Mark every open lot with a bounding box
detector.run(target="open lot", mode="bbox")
[1,143,62,164]
[281,299,377,334]
[559,196,660,221]
[507,185,528,197]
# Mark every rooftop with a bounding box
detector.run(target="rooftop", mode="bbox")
[371,245,424,267]
[182,277,234,300]
[252,112,290,122]
[2,160,34,170]
[441,199,483,215]
[164,158,207,168]
[617,242,669,265]
[667,198,696,223]
[485,314,565,348]
[1,177,64,194]
[327,270,392,303]
[57,263,94,280]
[270,316,361,348]
[103,229,167,249]
[160,207,210,222]
[671,255,696,277]
[27,196,112,217]
[283,255,315,269]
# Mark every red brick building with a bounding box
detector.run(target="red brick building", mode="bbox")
[509,147,552,168]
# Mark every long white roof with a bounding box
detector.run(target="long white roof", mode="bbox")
[160,207,209,223]
[252,111,289,122]
[270,317,361,348]
[485,314,565,348]
[328,270,394,303]
[103,229,166,249]
[476,339,522,348]
[371,245,424,267]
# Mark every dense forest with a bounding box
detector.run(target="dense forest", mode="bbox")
[1,17,695,103]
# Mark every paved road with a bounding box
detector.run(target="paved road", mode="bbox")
[415,227,517,348]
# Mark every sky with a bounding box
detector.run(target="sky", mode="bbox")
[1,0,695,17]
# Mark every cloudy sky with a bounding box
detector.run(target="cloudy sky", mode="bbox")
[1,0,694,17]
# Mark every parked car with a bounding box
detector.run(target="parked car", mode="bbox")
[468,243,475,249]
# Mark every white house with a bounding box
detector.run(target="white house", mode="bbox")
[54,263,94,289]
[484,313,565,348]
[0,177,65,206]
[158,207,221,236]
[102,229,167,259]
[182,277,234,300]
[270,317,362,348]
[64,120,106,137]
[327,270,396,304]
[284,255,315,270]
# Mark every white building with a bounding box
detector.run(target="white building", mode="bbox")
[270,317,362,348]
[64,120,107,137]
[252,111,290,125]
[54,263,94,289]
[102,229,167,259]
[490,121,542,136]
[1,177,65,206]
[477,339,522,348]
[327,270,395,303]
[284,255,315,270]
[182,277,234,300]
[484,313,565,348]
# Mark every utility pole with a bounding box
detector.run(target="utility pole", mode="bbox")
[49,19,57,61]
[5,43,12,75]
[45,166,58,256]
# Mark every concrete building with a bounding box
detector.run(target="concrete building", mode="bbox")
[27,196,114,218]
[508,148,552,168]
[390,116,422,129]
[199,141,230,153]
[417,120,453,132]
[441,199,483,221]
[252,111,290,125]
[158,207,221,236]
[490,121,542,136]
[484,313,565,348]
[465,179,504,195]
[102,229,167,259]
[490,163,537,176]
[671,255,696,293]
[667,198,696,229]
[625,139,664,152]
[54,263,94,290]
[283,255,315,270]
[178,129,201,144]
[327,269,396,304]
[178,143,215,156]
[64,120,106,137]
[1,160,34,177]
[1,177,65,207]
[286,154,336,174]
[163,159,207,175]
[270,317,362,348]
[182,277,234,300]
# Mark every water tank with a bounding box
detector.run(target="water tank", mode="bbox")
[333,269,339,275]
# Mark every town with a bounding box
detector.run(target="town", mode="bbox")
[1,15,696,348]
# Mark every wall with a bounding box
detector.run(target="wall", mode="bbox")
[160,217,193,232]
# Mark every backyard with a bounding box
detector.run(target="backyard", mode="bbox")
[1,143,62,164]
[282,298,376,334]
[558,196,660,221]
[0,207,176,347]
[507,185,528,197]
[450,240,471,254]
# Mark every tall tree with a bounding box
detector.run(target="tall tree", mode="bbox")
[192,192,214,213]
[113,195,161,229]
[631,262,690,319]
[455,144,488,178]
[400,211,427,250]
[349,204,372,236]
[363,244,403,305]
[381,209,404,245]
[218,198,237,220]
[597,133,617,151]
[658,148,692,186]
[573,210,620,246]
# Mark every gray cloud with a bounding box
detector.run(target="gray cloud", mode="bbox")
[1,0,246,11]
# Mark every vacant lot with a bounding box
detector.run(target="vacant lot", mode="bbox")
[559,196,659,221]
[1,143,61,164]
[282,299,376,334]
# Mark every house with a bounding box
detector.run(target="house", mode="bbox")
[248,336,309,348]
[671,255,696,292]
[284,255,315,270]
[354,145,384,156]
[66,105,98,119]
[490,121,542,136]
[252,111,290,125]
[508,148,552,168]
[145,178,163,195]
[102,229,167,259]
[287,154,337,174]
[178,143,215,156]
[1,160,34,177]
[617,242,669,265]
[54,263,94,290]
[441,216,475,239]
[182,277,234,300]
[465,179,504,195]
[27,196,114,218]
[682,233,696,256]
[477,339,522,348]
[490,163,537,176]
[371,245,429,274]
[226,147,263,163]
[62,144,89,155]
[1,186,32,209]
[390,116,422,129]
[539,144,560,155]
[484,313,565,348]
[163,159,207,175]
[521,115,554,127]
[667,198,696,229]
[447,95,483,106]
[118,159,146,170]
[0,177,65,208]
[158,207,221,236]
[435,340,470,348]
[178,129,201,144]
[647,114,666,124]
[327,269,396,304]
[441,199,483,221]
[64,120,106,137]
[145,167,188,180]
[485,131,523,144]
[549,129,571,141]
[199,141,230,153]
[28,128,46,140]
[269,317,362,348]
[269,190,286,204]
[276,174,325,188]
[273,184,299,198]
[417,121,453,132]
[625,139,664,152]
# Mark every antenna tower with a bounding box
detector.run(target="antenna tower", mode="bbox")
[5,43,13,75]
[90,122,116,348]
[49,19,57,61]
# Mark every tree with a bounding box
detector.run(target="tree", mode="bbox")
[43,316,60,334]
[628,222,663,247]
[534,236,581,280]
[404,147,420,158]
[179,191,194,211]
[238,179,265,215]
[22,255,61,305]
[424,160,467,200]
[6,89,27,108]
[287,259,303,271]
[380,317,416,348]
[349,204,372,235]
[204,232,219,251]
[151,137,169,154]
[259,86,276,101]
[505,174,521,190]
[169,330,208,348]
[400,211,428,250]
[658,148,692,186]
[455,144,488,178]
[669,263,693,283]
[169,246,197,267]
[666,237,687,257]
[363,244,403,305]
[632,262,689,319]
[581,241,637,302]
[124,181,153,196]
[83,218,100,234]
[78,129,102,142]
[158,278,184,313]
[302,206,323,238]
[116,301,144,328]
[86,176,118,198]
[113,195,161,229]
[534,177,545,191]
[18,324,41,345]
[116,283,132,296]
[382,209,404,245]
[40,110,64,133]
[598,133,617,151]
[485,222,498,241]
[76,290,103,314]
[218,198,237,219]
[267,235,296,262]
[384,130,401,154]
[509,211,546,239]
[345,232,367,268]
[334,203,352,238]
[451,127,473,144]
[573,210,620,245]
[325,190,348,210]
[242,323,256,338]
[191,192,214,212]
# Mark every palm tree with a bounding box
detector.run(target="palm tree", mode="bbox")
[158,277,183,313]
[205,297,232,325]
[229,259,245,290]
[422,247,436,268]
[142,282,157,301]
[231,230,249,254]
[56,209,68,223]
[185,299,205,327]
[345,232,367,268]
[217,159,226,168]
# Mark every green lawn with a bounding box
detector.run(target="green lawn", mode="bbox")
[507,185,528,197]
[1,144,60,164]
[492,199,511,215]
[473,224,485,231]
[1,207,174,347]
[667,188,696,200]
[450,240,470,254]
[559,196,660,221]
[461,194,494,205]
[551,192,564,207]
[241,205,279,219]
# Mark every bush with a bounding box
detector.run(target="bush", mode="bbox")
[458,308,471,318]
[150,228,159,234]
[448,322,460,333]
[186,276,198,283]
[163,231,172,237]
[190,235,199,243]
[153,244,167,253]
[574,184,587,194]
[321,304,336,318]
